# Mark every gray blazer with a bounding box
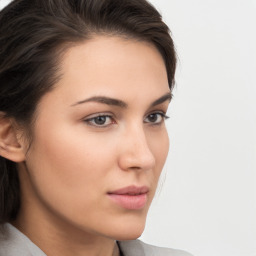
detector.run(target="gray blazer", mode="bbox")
[0,223,192,256]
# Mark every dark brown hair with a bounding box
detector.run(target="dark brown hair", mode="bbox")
[0,0,176,224]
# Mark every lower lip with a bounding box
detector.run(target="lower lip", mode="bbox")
[108,193,148,210]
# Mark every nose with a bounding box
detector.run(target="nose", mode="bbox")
[118,124,156,172]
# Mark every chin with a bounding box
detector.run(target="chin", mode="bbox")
[116,231,144,241]
[111,228,145,241]
[106,215,147,241]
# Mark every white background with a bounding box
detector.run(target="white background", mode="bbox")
[1,0,255,256]
[141,1,256,256]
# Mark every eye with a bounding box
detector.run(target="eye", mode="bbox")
[144,112,169,125]
[83,114,115,127]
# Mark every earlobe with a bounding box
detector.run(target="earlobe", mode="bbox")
[0,113,26,162]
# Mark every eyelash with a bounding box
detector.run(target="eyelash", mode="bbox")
[83,111,169,128]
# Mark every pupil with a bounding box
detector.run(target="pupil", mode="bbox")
[149,114,157,122]
[95,116,106,125]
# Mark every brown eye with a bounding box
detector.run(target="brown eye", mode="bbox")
[148,113,158,122]
[94,116,107,125]
[144,112,168,124]
[84,115,115,127]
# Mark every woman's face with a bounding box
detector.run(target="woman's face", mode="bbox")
[19,36,170,240]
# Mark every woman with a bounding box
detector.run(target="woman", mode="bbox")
[0,0,192,255]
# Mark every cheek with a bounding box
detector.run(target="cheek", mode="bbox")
[149,128,169,176]
[25,124,116,208]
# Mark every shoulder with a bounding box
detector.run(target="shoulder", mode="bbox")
[0,223,46,256]
[118,239,193,256]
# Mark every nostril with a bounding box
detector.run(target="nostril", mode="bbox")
[117,130,156,171]
[118,151,155,172]
[129,166,142,170]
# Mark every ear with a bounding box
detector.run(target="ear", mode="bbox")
[0,112,26,162]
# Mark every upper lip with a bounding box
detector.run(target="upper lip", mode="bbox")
[108,185,149,195]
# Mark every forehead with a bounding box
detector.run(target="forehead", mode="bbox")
[47,36,169,106]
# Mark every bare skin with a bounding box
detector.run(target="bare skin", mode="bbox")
[4,36,170,256]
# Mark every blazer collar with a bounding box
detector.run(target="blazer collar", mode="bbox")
[118,240,146,256]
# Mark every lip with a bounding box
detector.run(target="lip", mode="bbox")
[107,186,149,210]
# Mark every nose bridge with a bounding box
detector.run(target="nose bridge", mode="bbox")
[118,122,156,171]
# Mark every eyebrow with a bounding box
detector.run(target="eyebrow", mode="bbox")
[71,92,172,108]
[150,92,172,107]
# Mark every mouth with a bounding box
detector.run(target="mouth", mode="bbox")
[107,185,149,210]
